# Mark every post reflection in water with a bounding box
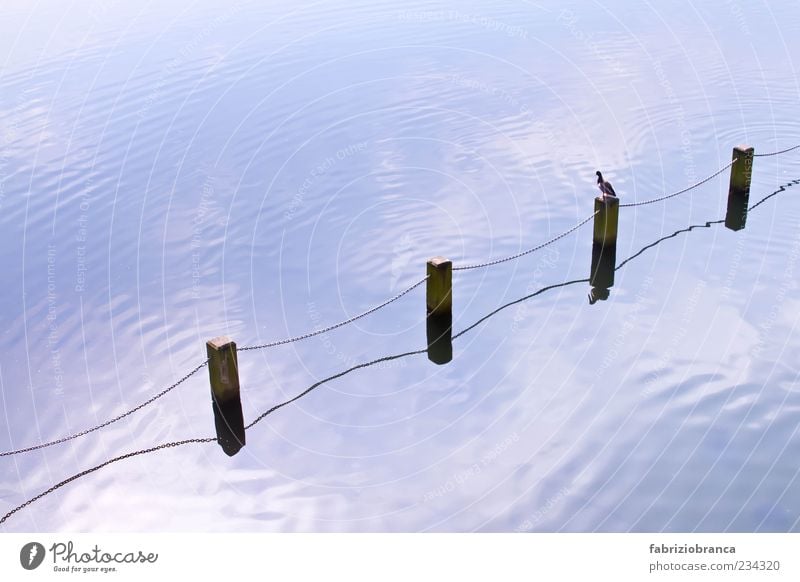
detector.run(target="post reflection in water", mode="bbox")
[725,190,749,231]
[2,183,796,528]
[212,397,246,457]
[426,312,453,365]
[589,243,616,305]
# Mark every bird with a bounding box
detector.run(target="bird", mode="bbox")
[596,171,617,198]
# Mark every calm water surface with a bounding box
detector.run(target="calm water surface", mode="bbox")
[1,0,800,531]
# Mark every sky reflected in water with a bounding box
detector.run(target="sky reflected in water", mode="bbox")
[1,0,800,532]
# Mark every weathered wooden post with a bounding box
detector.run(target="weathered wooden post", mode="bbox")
[725,145,754,231]
[426,257,453,365]
[593,195,619,247]
[206,336,246,456]
[590,195,618,304]
[426,257,452,317]
[728,145,754,198]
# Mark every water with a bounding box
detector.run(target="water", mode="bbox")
[1,0,800,532]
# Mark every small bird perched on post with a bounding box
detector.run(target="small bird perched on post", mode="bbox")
[596,171,617,198]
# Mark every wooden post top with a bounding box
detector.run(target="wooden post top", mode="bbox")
[735,145,754,153]
[426,256,453,315]
[428,256,451,268]
[207,336,235,350]
[595,195,619,207]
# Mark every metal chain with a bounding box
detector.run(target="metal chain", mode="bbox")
[0,348,432,525]
[754,144,800,157]
[6,176,800,527]
[619,160,735,208]
[452,211,598,271]
[239,276,429,351]
[0,437,215,525]
[0,360,209,457]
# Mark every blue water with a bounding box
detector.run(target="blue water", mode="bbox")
[1,0,800,532]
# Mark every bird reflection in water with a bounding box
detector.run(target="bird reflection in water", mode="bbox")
[589,242,616,305]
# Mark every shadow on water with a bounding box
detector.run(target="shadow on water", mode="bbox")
[613,218,724,272]
[252,178,800,427]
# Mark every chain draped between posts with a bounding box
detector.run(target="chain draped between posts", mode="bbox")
[0,360,209,457]
[2,148,798,459]
[0,278,429,458]
[452,211,598,271]
[239,275,429,351]
[618,160,736,208]
[2,145,800,526]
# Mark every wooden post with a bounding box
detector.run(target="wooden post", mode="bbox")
[593,196,619,247]
[728,145,754,199]
[426,257,452,316]
[725,145,753,231]
[207,336,245,456]
[590,195,618,305]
